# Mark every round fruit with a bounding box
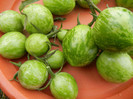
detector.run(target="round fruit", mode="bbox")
[0,10,23,33]
[0,32,26,59]
[18,60,48,90]
[57,29,68,41]
[50,72,78,99]
[92,7,133,51]
[116,0,133,8]
[97,50,133,83]
[25,33,50,56]
[77,0,101,8]
[63,24,98,67]
[46,50,65,69]
[43,0,75,15]
[22,4,53,34]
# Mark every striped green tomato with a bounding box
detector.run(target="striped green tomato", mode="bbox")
[18,60,48,90]
[63,25,98,67]
[43,0,75,15]
[77,0,101,8]
[25,33,50,56]
[50,72,78,99]
[92,7,133,51]
[0,32,26,59]
[0,10,23,33]
[97,51,133,83]
[22,4,53,34]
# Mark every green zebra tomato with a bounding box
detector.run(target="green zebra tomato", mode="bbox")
[116,0,133,8]
[63,24,98,67]
[92,7,133,51]
[22,4,53,34]
[43,0,75,15]
[0,10,23,33]
[0,32,26,59]
[77,0,101,8]
[18,60,48,90]
[46,50,65,69]
[50,72,78,99]
[25,33,50,56]
[57,29,68,41]
[97,51,133,83]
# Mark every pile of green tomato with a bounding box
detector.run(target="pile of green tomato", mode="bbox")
[0,0,133,98]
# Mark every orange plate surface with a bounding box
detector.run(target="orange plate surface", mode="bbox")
[1,0,133,99]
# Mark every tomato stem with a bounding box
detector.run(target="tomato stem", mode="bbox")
[37,79,52,91]
[77,14,81,25]
[10,61,21,67]
[85,0,101,13]
[54,17,66,21]
[47,66,55,78]
[47,23,63,38]
[9,71,18,82]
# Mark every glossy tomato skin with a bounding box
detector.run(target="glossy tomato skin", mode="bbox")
[18,60,48,90]
[0,10,23,33]
[50,72,78,99]
[46,50,65,69]
[63,25,98,67]
[43,0,75,15]
[92,7,133,51]
[57,29,68,41]
[77,0,101,8]
[22,4,53,34]
[116,0,133,8]
[97,51,133,83]
[25,33,50,56]
[0,32,26,59]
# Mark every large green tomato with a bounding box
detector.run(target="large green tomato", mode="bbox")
[0,10,23,33]
[18,60,48,90]
[77,0,101,8]
[92,7,133,51]
[50,72,78,99]
[97,51,133,83]
[43,0,75,15]
[0,32,26,59]
[25,33,50,56]
[46,50,65,69]
[22,4,53,34]
[63,25,98,67]
[116,0,133,8]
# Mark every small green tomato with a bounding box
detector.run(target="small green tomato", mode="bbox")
[18,60,48,90]
[43,0,75,15]
[46,50,65,69]
[57,29,68,41]
[25,33,50,56]
[97,51,133,83]
[22,4,53,34]
[77,0,101,8]
[0,10,23,33]
[50,72,78,99]
[0,32,26,59]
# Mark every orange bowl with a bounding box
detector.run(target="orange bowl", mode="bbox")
[1,0,133,99]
